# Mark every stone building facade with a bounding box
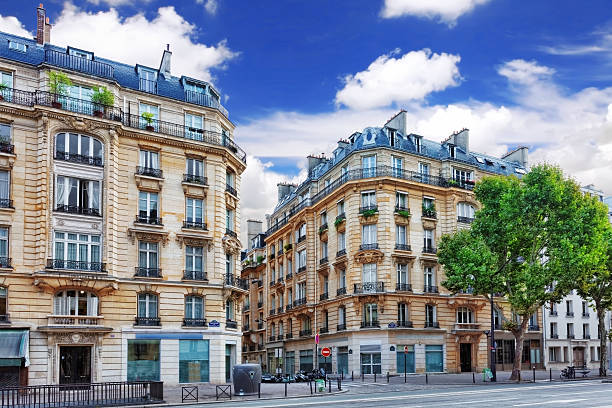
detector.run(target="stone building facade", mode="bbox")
[0,6,246,387]
[250,111,543,375]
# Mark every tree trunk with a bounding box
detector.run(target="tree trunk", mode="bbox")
[597,305,607,377]
[510,317,529,381]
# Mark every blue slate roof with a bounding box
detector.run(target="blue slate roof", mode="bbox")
[273,126,527,212]
[0,31,225,115]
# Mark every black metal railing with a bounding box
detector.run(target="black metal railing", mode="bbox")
[277,335,284,341]
[550,333,559,339]
[319,292,328,301]
[337,287,347,296]
[582,312,590,318]
[0,314,9,323]
[320,327,329,334]
[528,325,540,331]
[277,249,283,256]
[257,301,263,308]
[422,246,437,254]
[183,174,208,185]
[269,280,275,287]
[395,244,411,251]
[299,329,312,337]
[55,204,101,217]
[184,90,228,117]
[394,205,410,214]
[243,305,250,312]
[297,266,306,273]
[224,274,249,290]
[269,309,275,316]
[277,307,283,314]
[0,199,12,209]
[226,320,238,329]
[36,90,123,121]
[549,311,558,316]
[257,322,264,330]
[225,229,238,239]
[0,87,35,106]
[354,282,384,294]
[286,304,293,310]
[0,380,164,407]
[359,205,378,214]
[139,78,158,94]
[134,267,162,278]
[335,213,346,223]
[136,166,163,178]
[135,316,161,326]
[298,235,306,243]
[135,215,163,225]
[226,184,237,196]
[361,320,380,328]
[269,335,275,342]
[336,249,346,257]
[425,321,440,328]
[183,318,207,327]
[286,333,293,339]
[396,320,413,328]
[46,258,105,272]
[286,273,293,280]
[422,208,437,219]
[457,216,474,224]
[396,283,412,292]
[319,257,328,265]
[566,312,575,317]
[183,220,207,230]
[0,142,13,154]
[257,281,263,288]
[337,323,346,331]
[359,243,379,251]
[45,49,114,78]
[294,298,307,306]
[55,151,103,167]
[183,270,207,281]
[0,257,9,269]
[424,285,439,293]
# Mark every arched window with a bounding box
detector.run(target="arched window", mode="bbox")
[54,290,98,316]
[457,202,475,223]
[456,307,474,324]
[55,133,103,166]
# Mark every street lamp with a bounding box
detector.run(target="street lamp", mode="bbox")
[490,293,497,382]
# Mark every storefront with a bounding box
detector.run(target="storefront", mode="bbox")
[0,330,28,387]
[396,345,415,373]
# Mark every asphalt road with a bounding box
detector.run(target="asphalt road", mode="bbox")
[170,380,612,408]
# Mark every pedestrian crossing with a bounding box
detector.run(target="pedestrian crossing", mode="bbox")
[343,381,390,388]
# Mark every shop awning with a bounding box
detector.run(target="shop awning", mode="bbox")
[0,330,28,367]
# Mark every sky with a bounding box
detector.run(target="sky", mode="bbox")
[1,0,611,242]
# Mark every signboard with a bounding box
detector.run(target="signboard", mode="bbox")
[315,333,320,344]
[404,345,410,354]
[321,347,331,358]
[209,320,220,327]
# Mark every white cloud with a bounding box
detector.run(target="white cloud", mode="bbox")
[196,0,219,15]
[0,15,31,38]
[540,25,612,56]
[498,59,555,85]
[380,0,491,26]
[335,49,461,110]
[49,3,237,81]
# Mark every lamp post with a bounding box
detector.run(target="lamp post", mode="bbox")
[490,293,497,382]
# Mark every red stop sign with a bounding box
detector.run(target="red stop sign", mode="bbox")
[321,347,331,357]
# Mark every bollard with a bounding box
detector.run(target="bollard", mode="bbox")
[329,378,332,393]
[387,372,389,383]
[351,371,354,382]
[518,371,521,382]
[426,373,428,384]
[258,382,261,398]
[338,378,342,391]
[533,367,536,383]
[550,368,552,382]
[309,380,313,395]
[473,372,475,384]
[342,371,344,381]
[405,369,407,383]
[284,382,287,397]
[361,371,364,382]
[374,372,377,383]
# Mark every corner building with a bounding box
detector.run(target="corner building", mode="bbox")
[259,111,543,375]
[0,6,247,387]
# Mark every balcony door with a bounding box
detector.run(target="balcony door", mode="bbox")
[59,346,91,384]
[362,263,377,293]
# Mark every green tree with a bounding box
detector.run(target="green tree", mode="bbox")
[439,164,597,381]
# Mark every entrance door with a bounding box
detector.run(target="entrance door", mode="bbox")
[573,347,585,367]
[225,344,234,382]
[460,343,472,372]
[338,347,348,374]
[59,346,91,384]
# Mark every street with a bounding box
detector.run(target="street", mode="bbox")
[167,380,612,408]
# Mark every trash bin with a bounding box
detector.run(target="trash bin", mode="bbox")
[233,364,262,396]
[315,379,325,392]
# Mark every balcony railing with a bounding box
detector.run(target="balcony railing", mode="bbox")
[337,287,347,296]
[183,270,207,281]
[566,312,575,317]
[584,334,591,339]
[359,205,378,214]
[319,257,328,265]
[454,323,481,331]
[225,229,238,239]
[286,273,293,280]
[293,298,307,307]
[335,213,346,223]
[359,243,379,251]
[0,88,35,106]
[136,166,163,178]
[277,335,284,341]
[354,282,384,294]
[320,327,329,334]
[226,184,237,196]
[0,142,13,154]
[425,321,440,328]
[582,313,590,318]
[396,283,412,292]
[277,307,283,314]
[243,305,250,312]
[183,174,208,185]
[55,151,103,167]
[224,274,249,290]
[297,266,306,274]
[257,322,264,330]
[299,329,312,337]
[257,281,263,288]
[568,334,575,339]
[549,311,558,316]
[269,335,275,342]
[134,267,162,278]
[48,315,102,326]
[422,208,437,219]
[298,235,306,243]
[286,304,293,311]
[183,220,207,230]
[424,285,439,293]
[337,323,346,331]
[0,257,10,269]
[395,244,411,251]
[528,325,540,331]
[46,259,105,273]
[336,249,346,257]
[269,280,275,287]
[183,318,207,327]
[319,292,328,301]
[360,320,380,328]
[550,333,559,339]
[0,314,9,323]
[269,309,276,316]
[135,316,161,326]
[226,320,238,329]
[55,204,101,217]
[184,90,228,117]
[0,199,13,209]
[257,301,263,308]
[135,215,163,225]
[257,344,264,350]
[396,320,413,328]
[457,216,474,224]
[286,333,293,339]
[44,49,114,78]
[422,246,438,254]
[277,249,283,256]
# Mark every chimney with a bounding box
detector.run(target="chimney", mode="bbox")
[159,44,172,78]
[385,110,408,136]
[306,155,326,174]
[451,128,469,154]
[277,183,295,202]
[36,4,51,45]
[502,146,529,168]
[246,219,263,250]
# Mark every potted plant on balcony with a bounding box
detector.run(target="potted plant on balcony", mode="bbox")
[48,71,72,109]
[91,86,115,118]
[141,112,155,131]
[395,208,411,218]
[257,255,264,265]
[284,243,292,252]
[0,82,8,101]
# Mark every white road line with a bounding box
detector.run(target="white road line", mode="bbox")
[513,399,588,406]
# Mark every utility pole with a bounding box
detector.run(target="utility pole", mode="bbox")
[490,293,497,382]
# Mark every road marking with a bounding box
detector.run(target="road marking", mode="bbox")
[513,399,588,406]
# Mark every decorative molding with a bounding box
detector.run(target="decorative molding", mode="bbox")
[359,214,378,225]
[127,228,169,246]
[391,254,416,263]
[225,192,237,210]
[222,234,242,255]
[354,249,384,264]
[182,183,207,199]
[422,218,437,230]
[394,213,411,225]
[134,174,163,192]
[175,233,213,249]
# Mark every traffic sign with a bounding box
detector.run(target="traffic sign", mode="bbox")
[404,345,409,354]
[321,347,331,357]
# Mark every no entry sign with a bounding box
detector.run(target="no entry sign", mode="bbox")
[321,347,331,357]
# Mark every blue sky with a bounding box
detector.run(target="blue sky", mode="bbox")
[1,0,611,229]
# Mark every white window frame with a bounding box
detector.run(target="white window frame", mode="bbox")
[362,224,377,245]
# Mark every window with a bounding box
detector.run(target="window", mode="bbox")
[396,191,408,209]
[297,249,306,269]
[287,289,293,305]
[302,316,311,331]
[320,211,327,226]
[321,241,328,259]
[226,208,235,231]
[69,84,93,102]
[0,123,10,145]
[423,229,434,250]
[453,168,473,183]
[567,323,574,338]
[362,263,377,284]
[582,301,589,316]
[550,322,558,338]
[186,198,205,227]
[529,313,538,328]
[225,254,234,275]
[493,308,501,329]
[549,347,559,362]
[139,150,159,169]
[424,266,435,290]
[361,224,377,245]
[285,351,295,374]
[456,307,473,324]
[55,176,101,214]
[0,287,6,318]
[583,324,590,339]
[337,231,346,252]
[418,162,429,175]
[299,350,313,372]
[297,282,306,300]
[0,170,8,203]
[138,242,158,273]
[392,156,403,177]
[0,228,8,262]
[226,299,235,321]
[185,246,204,276]
[138,293,158,318]
[53,232,101,270]
[338,269,346,289]
[425,345,443,372]
[139,103,159,129]
[550,301,558,315]
[322,276,329,294]
[337,200,345,215]
[54,290,98,316]
[396,225,407,246]
[363,303,378,325]
[68,48,92,60]
[8,41,26,52]
[55,133,103,165]
[226,171,235,188]
[128,340,160,381]
[396,263,408,285]
[185,296,204,319]
[425,304,437,326]
[361,155,376,177]
[360,345,381,374]
[185,113,204,140]
[298,223,307,241]
[338,306,346,325]
[423,197,434,210]
[449,145,456,158]
[414,137,422,153]
[179,340,209,383]
[398,303,408,323]
[186,158,204,178]
[566,300,573,315]
[361,191,376,209]
[138,67,158,93]
[138,192,158,221]
[457,203,475,221]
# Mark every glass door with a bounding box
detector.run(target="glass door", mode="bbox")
[59,346,91,384]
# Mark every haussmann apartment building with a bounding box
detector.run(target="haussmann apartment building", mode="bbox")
[247,110,545,376]
[0,5,248,387]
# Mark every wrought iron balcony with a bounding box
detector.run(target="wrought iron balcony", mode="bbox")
[277,276,284,283]
[396,320,413,328]
[319,257,328,265]
[299,329,312,337]
[269,335,275,342]
[424,285,438,293]
[336,249,346,257]
[248,345,256,352]
[396,283,412,292]
[277,249,283,256]
[360,320,380,328]
[257,281,263,288]
[258,344,264,350]
[568,334,575,339]
[549,311,558,316]
[422,208,437,219]
[257,322,264,330]
[298,235,306,243]
[457,216,474,224]
[258,301,263,308]
[224,274,248,290]
[286,333,293,339]
[566,312,575,317]
[0,199,12,209]
[0,314,9,323]
[225,229,238,239]
[354,282,384,294]
[285,273,293,280]
[183,270,207,281]
[277,335,284,341]
[319,292,328,301]
[528,325,540,331]
[584,334,591,339]
[335,213,346,223]
[394,205,410,214]
[320,327,329,334]
[134,267,162,278]
[183,220,207,230]
[46,258,105,272]
[582,313,590,318]
[286,304,293,310]
[48,315,102,326]
[136,166,163,178]
[454,323,481,331]
[135,215,163,225]
[269,280,275,287]
[293,298,307,307]
[135,316,161,326]
[184,90,228,117]
[269,309,276,316]
[183,318,207,327]
[277,307,283,314]
[425,321,440,328]
[422,246,437,254]
[243,304,250,312]
[183,174,208,185]
[226,184,237,196]
[550,333,559,339]
[359,243,379,251]
[55,151,103,167]
[359,205,378,214]
[44,49,114,78]
[337,323,346,331]
[297,266,306,274]
[395,244,411,251]
[0,257,11,269]
[336,287,347,296]
[226,320,238,329]
[0,142,13,154]
[55,204,101,217]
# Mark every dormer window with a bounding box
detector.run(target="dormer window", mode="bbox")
[138,67,158,94]
[449,144,456,158]
[414,137,422,153]
[8,41,26,53]
[68,47,93,60]
[389,129,397,147]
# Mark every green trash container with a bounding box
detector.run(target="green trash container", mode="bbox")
[316,379,325,392]
[483,368,493,382]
